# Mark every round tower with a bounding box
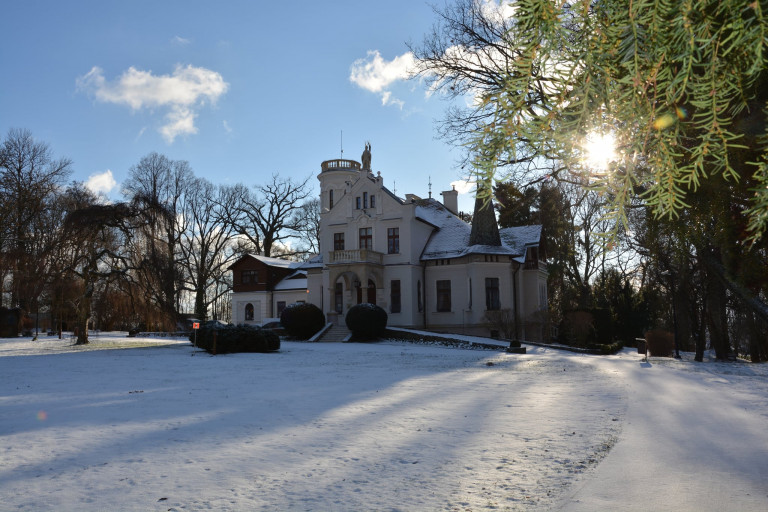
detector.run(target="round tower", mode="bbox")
[317,158,361,213]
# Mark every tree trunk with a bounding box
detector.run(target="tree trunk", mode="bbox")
[747,311,767,363]
[694,299,707,362]
[705,274,731,360]
[75,292,92,345]
[674,267,693,352]
[194,274,207,322]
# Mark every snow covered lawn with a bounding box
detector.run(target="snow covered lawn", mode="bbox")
[0,333,766,511]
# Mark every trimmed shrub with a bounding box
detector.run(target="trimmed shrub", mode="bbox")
[280,302,325,340]
[190,324,279,354]
[645,329,674,357]
[345,303,388,340]
[0,307,23,338]
[586,341,625,355]
[558,310,596,347]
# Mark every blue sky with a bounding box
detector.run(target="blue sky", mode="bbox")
[1,0,478,212]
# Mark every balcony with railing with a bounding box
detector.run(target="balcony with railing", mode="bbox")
[321,159,361,172]
[327,249,383,265]
[524,259,548,271]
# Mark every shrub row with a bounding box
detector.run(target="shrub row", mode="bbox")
[585,341,625,355]
[190,324,279,354]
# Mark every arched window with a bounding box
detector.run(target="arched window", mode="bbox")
[245,303,254,321]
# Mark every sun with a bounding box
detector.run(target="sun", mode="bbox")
[583,131,617,172]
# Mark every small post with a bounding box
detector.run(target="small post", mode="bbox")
[192,322,200,348]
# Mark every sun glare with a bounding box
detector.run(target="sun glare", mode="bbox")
[583,131,617,172]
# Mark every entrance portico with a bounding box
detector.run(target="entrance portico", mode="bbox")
[326,249,384,321]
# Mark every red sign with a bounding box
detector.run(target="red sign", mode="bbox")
[192,322,200,330]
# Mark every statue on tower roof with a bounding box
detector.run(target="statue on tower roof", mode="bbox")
[361,142,372,171]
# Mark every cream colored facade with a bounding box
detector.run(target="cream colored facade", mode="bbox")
[301,155,549,340]
[230,152,549,340]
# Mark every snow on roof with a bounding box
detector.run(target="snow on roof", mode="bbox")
[300,253,323,268]
[274,277,308,290]
[253,255,304,269]
[417,199,541,261]
[500,224,542,255]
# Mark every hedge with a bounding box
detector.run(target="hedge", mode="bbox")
[190,324,279,354]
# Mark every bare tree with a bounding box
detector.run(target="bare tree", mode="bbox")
[292,198,321,259]
[0,128,72,311]
[222,174,312,258]
[122,152,192,330]
[409,0,561,183]
[178,178,237,321]
[61,184,134,344]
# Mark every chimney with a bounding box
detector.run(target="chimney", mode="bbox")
[440,186,459,215]
[469,184,501,246]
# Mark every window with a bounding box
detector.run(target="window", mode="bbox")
[335,282,343,313]
[241,270,258,284]
[359,227,372,249]
[245,303,254,321]
[356,197,362,209]
[363,192,368,208]
[387,227,400,254]
[390,280,401,313]
[334,232,345,251]
[485,277,500,310]
[276,301,286,316]
[436,280,451,312]
[370,194,375,208]
[468,278,472,309]
[417,280,423,312]
[329,189,334,209]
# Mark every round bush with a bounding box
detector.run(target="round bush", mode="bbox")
[345,303,388,340]
[280,302,325,339]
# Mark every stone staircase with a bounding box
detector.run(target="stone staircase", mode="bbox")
[314,323,351,342]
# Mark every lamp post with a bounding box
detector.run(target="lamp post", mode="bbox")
[661,270,681,359]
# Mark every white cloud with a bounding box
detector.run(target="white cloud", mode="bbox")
[349,50,415,108]
[77,64,229,143]
[222,120,233,133]
[172,35,191,45]
[86,170,117,195]
[451,179,476,195]
[160,106,197,142]
[478,0,516,21]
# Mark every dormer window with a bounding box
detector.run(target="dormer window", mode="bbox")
[356,196,362,209]
[370,194,376,208]
[363,192,368,208]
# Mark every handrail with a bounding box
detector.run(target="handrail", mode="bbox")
[327,249,383,264]
[321,159,361,172]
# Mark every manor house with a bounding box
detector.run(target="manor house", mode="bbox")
[230,145,549,340]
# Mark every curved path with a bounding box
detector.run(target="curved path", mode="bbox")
[560,351,768,511]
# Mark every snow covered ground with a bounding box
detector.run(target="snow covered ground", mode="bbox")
[0,333,766,511]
